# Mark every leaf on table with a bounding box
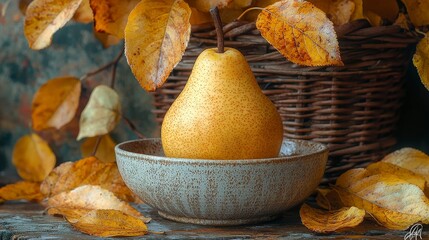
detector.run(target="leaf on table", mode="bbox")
[94,29,122,48]
[73,0,93,23]
[47,185,145,220]
[382,147,429,183]
[12,134,56,182]
[256,0,343,66]
[125,0,192,91]
[362,0,398,22]
[32,76,81,131]
[400,0,429,27]
[186,0,233,12]
[366,161,426,190]
[90,0,140,38]
[334,168,429,230]
[77,85,121,140]
[307,0,355,26]
[413,35,429,92]
[0,181,44,203]
[81,135,116,163]
[315,188,343,210]
[66,209,148,237]
[40,156,136,202]
[24,0,82,49]
[300,203,365,233]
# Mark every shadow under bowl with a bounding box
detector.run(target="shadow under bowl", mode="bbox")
[115,138,328,226]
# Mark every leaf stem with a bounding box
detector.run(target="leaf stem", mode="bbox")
[91,135,102,156]
[123,115,145,139]
[236,7,264,21]
[210,7,224,53]
[80,49,124,81]
[110,51,123,89]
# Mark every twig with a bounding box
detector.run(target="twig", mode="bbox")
[123,116,145,139]
[80,49,124,81]
[91,136,102,156]
[110,51,124,88]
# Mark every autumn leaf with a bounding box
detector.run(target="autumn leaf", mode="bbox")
[190,8,212,25]
[66,209,148,237]
[90,0,140,38]
[300,204,365,233]
[400,0,429,27]
[350,0,364,21]
[335,168,429,230]
[32,76,81,131]
[73,0,93,23]
[187,0,233,12]
[364,11,382,27]
[94,30,122,48]
[24,0,82,49]
[362,0,398,22]
[315,188,343,210]
[19,0,34,15]
[125,0,192,91]
[13,134,56,182]
[77,85,121,140]
[413,35,429,92]
[307,0,355,26]
[40,156,136,202]
[0,181,44,203]
[256,0,343,66]
[366,161,426,190]
[394,13,412,31]
[47,185,145,219]
[382,147,429,183]
[81,135,116,162]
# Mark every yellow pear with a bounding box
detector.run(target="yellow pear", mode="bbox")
[161,47,283,159]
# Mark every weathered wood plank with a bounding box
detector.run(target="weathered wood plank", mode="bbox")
[0,202,427,239]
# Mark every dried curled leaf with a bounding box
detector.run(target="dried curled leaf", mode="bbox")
[32,76,81,131]
[256,0,343,66]
[300,204,365,233]
[125,0,192,91]
[47,185,144,219]
[66,209,148,237]
[73,0,93,23]
[315,188,343,210]
[413,35,429,92]
[187,0,233,12]
[382,147,429,182]
[77,85,121,140]
[367,161,426,190]
[40,156,135,202]
[0,181,44,203]
[24,0,82,49]
[81,135,116,162]
[335,168,429,230]
[13,134,56,182]
[400,0,429,27]
[90,0,140,38]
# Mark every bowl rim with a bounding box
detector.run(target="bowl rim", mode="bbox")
[115,138,328,165]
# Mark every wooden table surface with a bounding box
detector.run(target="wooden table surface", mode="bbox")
[0,202,427,239]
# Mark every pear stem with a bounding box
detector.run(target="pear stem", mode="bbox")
[210,7,224,53]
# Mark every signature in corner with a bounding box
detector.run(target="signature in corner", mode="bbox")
[404,224,423,240]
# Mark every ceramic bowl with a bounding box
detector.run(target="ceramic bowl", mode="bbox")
[115,138,328,226]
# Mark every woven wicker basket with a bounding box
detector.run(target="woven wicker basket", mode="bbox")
[151,19,419,184]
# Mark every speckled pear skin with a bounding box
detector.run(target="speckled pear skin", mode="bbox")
[161,47,284,160]
[115,138,328,226]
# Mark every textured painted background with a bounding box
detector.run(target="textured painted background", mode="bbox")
[1,2,428,184]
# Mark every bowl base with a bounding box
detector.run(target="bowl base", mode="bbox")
[158,211,278,226]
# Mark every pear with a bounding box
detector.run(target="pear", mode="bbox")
[161,47,283,160]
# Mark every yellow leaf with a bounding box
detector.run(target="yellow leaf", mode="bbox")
[335,168,429,230]
[364,10,382,27]
[400,0,429,27]
[12,134,56,182]
[413,35,429,92]
[40,156,136,202]
[362,0,398,22]
[315,188,343,210]
[350,0,364,21]
[229,0,253,9]
[243,0,279,21]
[94,29,122,48]
[382,147,429,183]
[394,13,412,31]
[73,0,93,23]
[32,76,81,131]
[124,0,192,91]
[190,7,212,25]
[307,0,355,26]
[90,0,140,38]
[77,85,121,140]
[24,0,82,49]
[66,209,148,237]
[366,161,426,190]
[81,135,116,163]
[300,204,365,233]
[47,185,145,219]
[186,0,233,12]
[0,181,44,203]
[19,0,34,15]
[256,0,343,66]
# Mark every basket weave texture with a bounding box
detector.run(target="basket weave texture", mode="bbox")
[151,19,419,184]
